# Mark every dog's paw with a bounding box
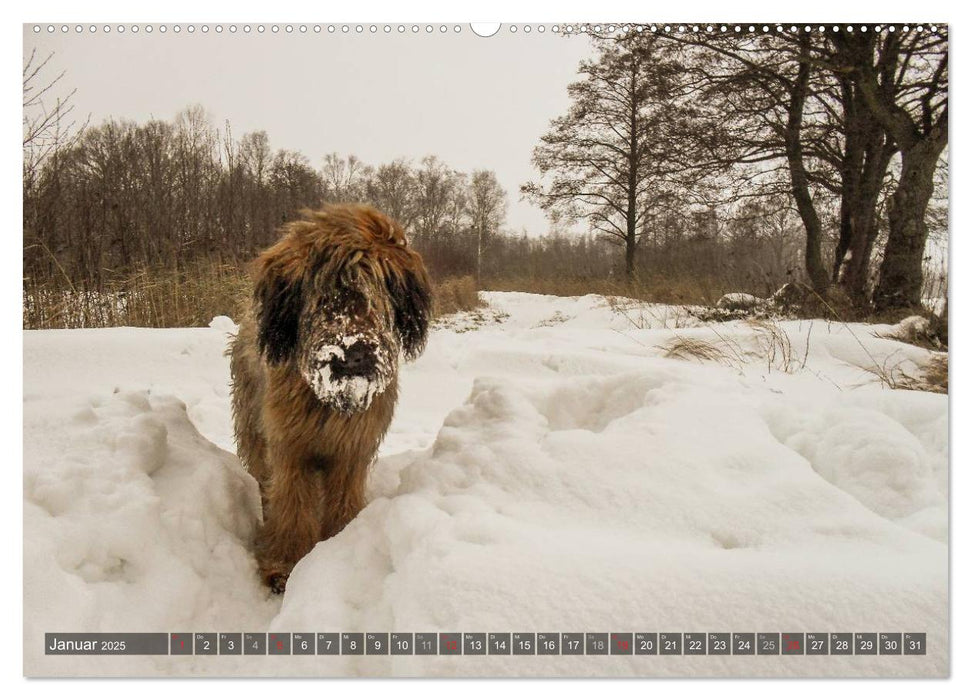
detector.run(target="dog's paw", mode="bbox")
[266,571,289,595]
[258,563,291,595]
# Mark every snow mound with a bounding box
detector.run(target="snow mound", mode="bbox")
[274,369,946,676]
[761,391,947,541]
[208,315,238,333]
[24,391,276,675]
[23,292,948,677]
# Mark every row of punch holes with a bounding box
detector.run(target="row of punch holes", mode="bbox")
[31,23,944,36]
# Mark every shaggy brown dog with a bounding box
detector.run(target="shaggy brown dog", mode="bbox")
[229,204,431,593]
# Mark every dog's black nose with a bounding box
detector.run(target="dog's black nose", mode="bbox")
[330,342,377,379]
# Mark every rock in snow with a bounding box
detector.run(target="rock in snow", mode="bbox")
[23,292,947,676]
[715,292,764,311]
[893,315,933,344]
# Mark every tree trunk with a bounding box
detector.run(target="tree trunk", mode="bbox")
[830,51,899,305]
[476,218,483,284]
[842,33,948,311]
[785,37,830,295]
[834,141,894,302]
[837,200,879,299]
[873,143,943,310]
[625,228,636,281]
[625,53,639,283]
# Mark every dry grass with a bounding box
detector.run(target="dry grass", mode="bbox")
[922,354,949,393]
[604,296,701,330]
[863,353,949,394]
[745,318,802,374]
[24,265,484,330]
[431,275,482,318]
[663,336,741,369]
[24,261,250,329]
[661,318,813,377]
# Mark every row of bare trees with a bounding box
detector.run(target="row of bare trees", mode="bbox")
[24,104,324,285]
[524,27,947,311]
[315,153,507,277]
[23,104,508,285]
[484,194,804,297]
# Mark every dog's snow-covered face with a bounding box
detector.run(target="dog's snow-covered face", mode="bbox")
[296,286,401,413]
[254,206,431,414]
[299,332,393,413]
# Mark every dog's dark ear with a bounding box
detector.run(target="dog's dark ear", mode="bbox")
[255,270,304,364]
[389,269,431,360]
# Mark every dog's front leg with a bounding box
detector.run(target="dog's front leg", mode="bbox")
[255,446,325,594]
[318,450,371,541]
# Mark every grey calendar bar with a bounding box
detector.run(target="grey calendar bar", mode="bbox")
[44,632,928,655]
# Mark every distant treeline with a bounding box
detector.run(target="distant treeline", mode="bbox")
[24,105,810,299]
[22,106,509,285]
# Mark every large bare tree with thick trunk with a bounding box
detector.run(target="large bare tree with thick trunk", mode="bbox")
[669,31,900,301]
[828,69,897,299]
[830,27,948,311]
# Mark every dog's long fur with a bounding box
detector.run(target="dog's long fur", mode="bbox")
[229,204,431,593]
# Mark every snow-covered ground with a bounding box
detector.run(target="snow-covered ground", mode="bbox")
[23,292,948,677]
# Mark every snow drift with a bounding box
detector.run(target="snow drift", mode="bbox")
[23,293,948,676]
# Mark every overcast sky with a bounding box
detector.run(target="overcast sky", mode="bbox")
[24,24,595,235]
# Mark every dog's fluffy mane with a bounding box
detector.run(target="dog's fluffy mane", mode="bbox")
[253,205,431,365]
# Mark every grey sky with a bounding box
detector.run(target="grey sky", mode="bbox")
[23,25,595,235]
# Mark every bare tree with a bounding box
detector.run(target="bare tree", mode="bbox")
[467,170,507,280]
[321,153,369,202]
[23,50,86,179]
[523,33,684,281]
[830,27,948,310]
[24,109,326,282]
[669,27,947,309]
[364,158,417,229]
[239,131,271,185]
[413,155,457,241]
[444,171,469,240]
[667,32,841,294]
[23,49,87,281]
